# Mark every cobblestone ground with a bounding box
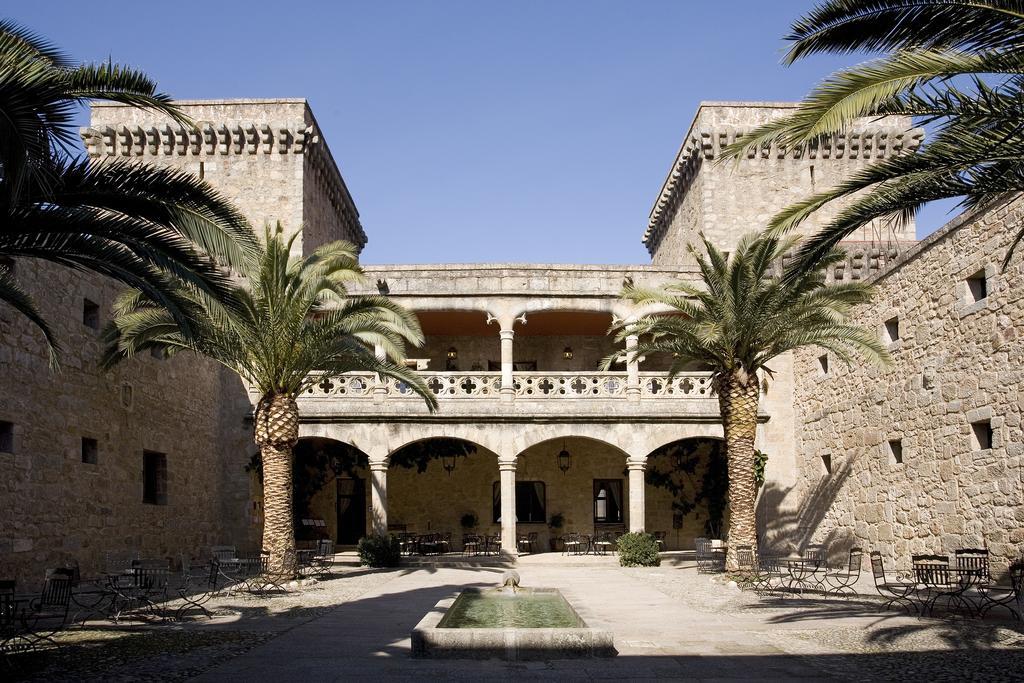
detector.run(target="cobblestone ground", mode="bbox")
[7,555,1024,681]
[7,563,400,682]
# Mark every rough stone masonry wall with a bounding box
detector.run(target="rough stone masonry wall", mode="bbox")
[85,99,365,256]
[0,260,255,583]
[793,199,1024,572]
[647,103,920,267]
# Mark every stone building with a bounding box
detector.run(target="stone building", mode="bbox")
[1,98,1019,581]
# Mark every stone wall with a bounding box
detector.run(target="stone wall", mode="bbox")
[792,199,1024,571]
[0,260,255,582]
[645,102,920,266]
[85,99,365,255]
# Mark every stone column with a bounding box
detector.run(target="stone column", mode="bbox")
[627,457,647,533]
[625,333,641,402]
[373,344,387,403]
[498,457,517,554]
[499,329,515,402]
[369,460,388,536]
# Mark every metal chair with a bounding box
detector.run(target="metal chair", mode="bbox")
[652,531,666,551]
[869,551,918,614]
[823,548,863,596]
[563,532,585,556]
[913,554,973,617]
[695,537,725,573]
[979,561,1023,620]
[313,539,335,578]
[462,534,481,556]
[176,554,220,620]
[22,568,73,647]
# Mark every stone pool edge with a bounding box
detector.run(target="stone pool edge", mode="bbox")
[411,589,617,660]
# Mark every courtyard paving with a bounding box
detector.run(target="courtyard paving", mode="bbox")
[11,553,1024,681]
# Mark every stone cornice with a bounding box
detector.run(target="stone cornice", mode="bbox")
[80,121,315,158]
[644,111,925,256]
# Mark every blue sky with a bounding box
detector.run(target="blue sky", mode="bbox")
[17,1,959,264]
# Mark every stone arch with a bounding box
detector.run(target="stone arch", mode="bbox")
[643,436,728,549]
[292,436,373,545]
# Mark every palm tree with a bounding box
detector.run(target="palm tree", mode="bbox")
[1,20,256,364]
[102,225,437,573]
[609,231,888,569]
[721,0,1024,274]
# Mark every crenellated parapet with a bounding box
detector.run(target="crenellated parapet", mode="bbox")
[80,121,316,158]
[643,123,924,254]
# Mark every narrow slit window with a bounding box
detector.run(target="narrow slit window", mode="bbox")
[966,270,988,304]
[970,420,993,451]
[82,437,98,465]
[83,299,100,330]
[886,439,903,465]
[817,354,829,376]
[821,454,832,475]
[0,421,13,453]
[883,316,900,344]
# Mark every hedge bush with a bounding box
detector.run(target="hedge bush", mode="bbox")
[616,532,661,567]
[357,534,401,567]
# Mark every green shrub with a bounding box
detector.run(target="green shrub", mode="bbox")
[357,534,401,568]
[616,532,661,567]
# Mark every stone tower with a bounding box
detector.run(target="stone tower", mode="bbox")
[81,99,365,256]
[644,102,924,266]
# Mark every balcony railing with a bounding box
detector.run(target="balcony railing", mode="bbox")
[301,371,716,400]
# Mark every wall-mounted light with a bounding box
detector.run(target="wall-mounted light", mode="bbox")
[447,347,458,360]
[558,442,571,474]
[441,453,456,476]
[563,346,573,360]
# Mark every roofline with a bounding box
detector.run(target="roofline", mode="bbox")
[91,98,310,107]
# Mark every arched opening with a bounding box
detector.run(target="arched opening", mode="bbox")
[511,310,615,372]
[514,436,630,552]
[292,438,370,546]
[386,437,495,549]
[643,438,727,551]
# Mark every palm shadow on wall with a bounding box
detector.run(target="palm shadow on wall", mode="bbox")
[756,456,857,559]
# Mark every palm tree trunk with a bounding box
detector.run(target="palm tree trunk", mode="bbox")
[718,369,760,571]
[254,392,299,576]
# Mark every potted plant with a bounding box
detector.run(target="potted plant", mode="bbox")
[548,512,565,552]
[460,512,478,531]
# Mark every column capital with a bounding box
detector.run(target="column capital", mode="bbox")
[499,328,515,341]
[498,457,517,471]
[368,459,389,471]
[626,457,647,471]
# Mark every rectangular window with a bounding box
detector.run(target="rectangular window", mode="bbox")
[142,450,168,505]
[83,299,100,330]
[492,481,546,524]
[0,421,13,453]
[593,479,624,523]
[886,439,903,465]
[82,437,98,465]
[970,420,993,451]
[966,270,988,304]
[883,316,900,344]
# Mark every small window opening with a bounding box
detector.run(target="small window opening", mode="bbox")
[0,421,13,453]
[82,437,98,465]
[83,299,100,330]
[970,420,993,451]
[883,316,900,344]
[886,439,903,465]
[966,270,988,304]
[143,450,168,505]
[198,161,205,180]
[821,453,832,475]
[817,354,829,375]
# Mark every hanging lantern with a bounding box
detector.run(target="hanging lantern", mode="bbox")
[563,346,573,360]
[558,446,571,474]
[441,453,456,475]
[447,347,458,360]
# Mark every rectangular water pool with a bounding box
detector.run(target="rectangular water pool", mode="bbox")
[412,587,615,660]
[438,588,583,629]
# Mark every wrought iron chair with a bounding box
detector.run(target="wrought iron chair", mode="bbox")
[591,532,615,556]
[695,537,725,573]
[913,554,974,617]
[462,534,481,557]
[869,551,918,614]
[0,580,30,656]
[733,545,758,589]
[754,553,789,596]
[176,554,220,621]
[979,561,1023,620]
[823,548,863,597]
[652,531,666,551]
[22,568,73,647]
[313,539,335,578]
[563,532,585,556]
[516,532,538,555]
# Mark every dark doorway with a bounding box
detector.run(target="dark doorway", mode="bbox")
[336,477,366,545]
